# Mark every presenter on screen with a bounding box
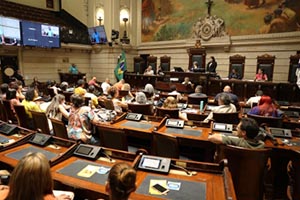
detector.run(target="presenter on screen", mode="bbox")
[69,63,79,74]
[92,28,100,44]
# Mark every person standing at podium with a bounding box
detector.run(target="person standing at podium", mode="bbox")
[69,63,79,74]
[207,56,217,73]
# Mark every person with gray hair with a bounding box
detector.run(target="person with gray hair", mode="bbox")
[203,93,236,123]
[188,85,207,97]
[135,92,147,104]
[144,83,155,103]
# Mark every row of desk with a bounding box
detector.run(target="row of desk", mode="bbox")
[0,120,235,200]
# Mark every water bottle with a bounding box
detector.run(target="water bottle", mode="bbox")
[200,100,204,113]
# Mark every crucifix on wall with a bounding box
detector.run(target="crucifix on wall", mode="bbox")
[205,0,213,16]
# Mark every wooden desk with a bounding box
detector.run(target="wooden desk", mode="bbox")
[51,147,138,200]
[0,136,76,168]
[59,73,86,86]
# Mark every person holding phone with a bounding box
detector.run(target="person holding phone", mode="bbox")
[105,162,136,200]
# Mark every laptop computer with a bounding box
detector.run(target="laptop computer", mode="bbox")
[173,67,184,72]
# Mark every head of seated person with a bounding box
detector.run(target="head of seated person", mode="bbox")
[218,93,232,106]
[135,92,147,104]
[237,118,260,140]
[6,152,54,200]
[121,83,131,91]
[60,81,69,91]
[169,85,177,92]
[163,96,178,109]
[106,162,136,200]
[70,93,85,108]
[144,83,155,97]
[108,86,119,99]
[254,95,279,117]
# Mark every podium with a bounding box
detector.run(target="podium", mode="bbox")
[59,73,86,86]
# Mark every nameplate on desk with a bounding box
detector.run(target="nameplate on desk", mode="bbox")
[212,123,233,133]
[269,128,292,139]
[165,119,184,129]
[0,124,18,135]
[73,144,102,160]
[125,113,143,121]
[138,155,171,174]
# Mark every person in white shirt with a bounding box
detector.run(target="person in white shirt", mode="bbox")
[144,65,154,75]
[246,90,263,107]
[101,78,111,95]
[168,85,183,101]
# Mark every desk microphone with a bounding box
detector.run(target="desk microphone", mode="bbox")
[101,150,114,162]
[171,163,197,176]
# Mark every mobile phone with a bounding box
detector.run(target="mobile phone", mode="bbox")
[152,183,169,194]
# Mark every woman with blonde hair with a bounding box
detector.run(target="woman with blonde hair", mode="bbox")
[162,96,188,121]
[3,152,70,200]
[46,94,70,121]
[106,162,136,200]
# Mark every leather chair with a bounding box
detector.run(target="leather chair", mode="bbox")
[50,118,69,139]
[47,88,56,98]
[229,54,245,79]
[256,54,275,81]
[13,104,32,129]
[30,110,51,135]
[159,93,178,100]
[118,90,129,98]
[288,54,300,83]
[152,131,180,159]
[104,99,115,110]
[160,55,171,72]
[95,124,137,153]
[147,55,157,74]
[187,96,208,105]
[247,113,283,128]
[2,100,18,124]
[187,47,206,70]
[133,56,145,74]
[213,112,240,124]
[219,145,271,200]
[63,91,73,103]
[156,107,179,119]
[127,103,153,115]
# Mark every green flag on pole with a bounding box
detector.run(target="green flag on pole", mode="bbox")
[114,51,127,81]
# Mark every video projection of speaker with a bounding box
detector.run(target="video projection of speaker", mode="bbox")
[21,20,60,48]
[88,25,108,44]
[0,16,21,46]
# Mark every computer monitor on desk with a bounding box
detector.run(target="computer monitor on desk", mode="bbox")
[174,67,184,72]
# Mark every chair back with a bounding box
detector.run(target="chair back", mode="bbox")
[50,118,69,139]
[30,110,51,135]
[63,91,73,103]
[219,145,270,200]
[0,101,8,122]
[160,55,171,72]
[229,54,245,79]
[213,112,240,124]
[159,93,178,100]
[156,107,179,119]
[256,54,275,81]
[47,88,56,98]
[13,104,31,129]
[292,150,300,200]
[84,96,91,106]
[2,100,17,123]
[247,113,283,128]
[95,125,128,151]
[128,103,153,115]
[118,90,129,98]
[104,99,115,110]
[187,96,208,105]
[152,131,179,159]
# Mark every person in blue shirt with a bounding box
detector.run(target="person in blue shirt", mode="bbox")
[69,63,79,74]
[91,28,100,44]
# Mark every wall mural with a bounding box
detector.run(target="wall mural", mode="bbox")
[141,0,300,42]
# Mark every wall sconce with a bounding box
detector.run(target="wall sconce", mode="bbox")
[96,7,104,26]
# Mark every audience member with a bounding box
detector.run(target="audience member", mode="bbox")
[88,77,100,89]
[101,78,111,95]
[188,85,207,98]
[2,152,71,200]
[0,83,8,100]
[135,92,148,104]
[143,83,155,103]
[49,80,61,95]
[6,88,20,115]
[144,65,154,75]
[69,63,79,74]
[204,93,237,122]
[22,88,42,118]
[108,86,128,113]
[157,65,164,75]
[208,118,264,148]
[214,85,239,108]
[246,90,264,107]
[114,79,125,91]
[121,83,134,103]
[74,79,87,96]
[206,56,217,73]
[59,82,69,92]
[168,85,182,101]
[255,68,268,81]
[105,162,136,200]
[182,77,192,86]
[162,96,188,121]
[84,85,99,108]
[45,94,70,121]
[31,76,41,89]
[247,95,280,117]
[12,70,25,86]
[67,94,100,144]
[9,81,25,101]
[228,68,241,79]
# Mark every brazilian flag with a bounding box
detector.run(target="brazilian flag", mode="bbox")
[114,51,127,81]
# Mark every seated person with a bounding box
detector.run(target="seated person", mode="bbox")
[247,95,280,117]
[88,77,100,89]
[74,79,87,96]
[101,78,111,95]
[84,85,99,108]
[188,85,207,97]
[162,96,188,121]
[134,92,148,104]
[255,68,268,81]
[214,85,239,108]
[245,90,263,107]
[0,152,71,200]
[69,63,79,74]
[67,94,100,144]
[105,162,136,200]
[168,85,183,101]
[208,118,265,149]
[22,88,43,119]
[191,61,202,72]
[108,86,128,113]
[157,65,164,75]
[113,79,125,91]
[143,83,155,103]
[228,68,241,80]
[144,65,154,75]
[206,56,217,73]
[204,93,237,123]
[121,83,134,103]
[182,77,192,86]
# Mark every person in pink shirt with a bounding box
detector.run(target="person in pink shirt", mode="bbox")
[255,68,268,81]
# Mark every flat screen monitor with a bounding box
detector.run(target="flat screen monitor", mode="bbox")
[173,67,184,72]
[88,25,107,44]
[0,16,21,46]
[21,20,60,48]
